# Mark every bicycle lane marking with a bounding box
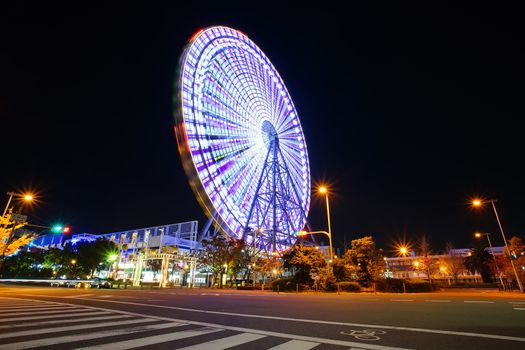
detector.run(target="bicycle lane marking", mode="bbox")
[12,294,525,345]
[4,296,409,350]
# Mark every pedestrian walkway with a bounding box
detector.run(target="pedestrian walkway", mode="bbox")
[0,298,334,349]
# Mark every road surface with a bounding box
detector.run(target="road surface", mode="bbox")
[0,285,523,349]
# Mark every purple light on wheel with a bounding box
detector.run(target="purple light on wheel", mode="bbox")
[175,26,310,248]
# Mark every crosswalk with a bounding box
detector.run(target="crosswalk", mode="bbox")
[0,298,346,350]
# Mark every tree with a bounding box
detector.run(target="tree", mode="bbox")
[74,238,119,277]
[198,235,247,287]
[342,236,384,286]
[1,249,52,277]
[503,236,525,286]
[282,243,326,286]
[464,244,492,282]
[416,235,438,283]
[442,242,466,284]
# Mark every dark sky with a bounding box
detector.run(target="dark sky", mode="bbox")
[1,3,523,253]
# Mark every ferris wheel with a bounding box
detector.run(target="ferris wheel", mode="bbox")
[175,26,310,253]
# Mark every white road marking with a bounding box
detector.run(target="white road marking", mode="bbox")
[0,321,187,350]
[0,310,112,323]
[508,301,525,304]
[514,308,525,311]
[268,339,320,349]
[0,311,113,323]
[0,318,159,339]
[64,294,95,298]
[464,301,494,304]
[0,314,132,329]
[0,307,92,317]
[424,300,451,303]
[176,332,265,349]
[74,327,223,350]
[32,295,525,344]
[7,297,413,350]
[0,305,60,310]
[0,306,77,313]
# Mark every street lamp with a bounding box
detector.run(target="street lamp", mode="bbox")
[472,198,523,293]
[2,191,34,221]
[298,230,333,260]
[317,186,333,261]
[399,246,409,257]
[474,232,505,290]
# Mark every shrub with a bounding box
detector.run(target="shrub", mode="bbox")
[336,281,361,292]
[271,278,309,292]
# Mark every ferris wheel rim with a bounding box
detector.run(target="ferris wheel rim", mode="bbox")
[175,26,311,248]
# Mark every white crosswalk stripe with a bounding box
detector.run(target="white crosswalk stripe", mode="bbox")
[0,297,402,350]
[0,314,133,330]
[176,333,266,350]
[267,339,320,350]
[0,311,114,323]
[0,322,187,350]
[75,327,225,350]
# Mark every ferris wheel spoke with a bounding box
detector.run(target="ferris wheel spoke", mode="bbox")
[176,26,310,249]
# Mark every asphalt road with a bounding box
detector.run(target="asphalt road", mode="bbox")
[0,285,524,349]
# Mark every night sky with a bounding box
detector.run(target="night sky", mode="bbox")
[2,3,523,254]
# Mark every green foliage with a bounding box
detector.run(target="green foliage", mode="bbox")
[336,281,361,292]
[282,244,327,286]
[464,244,492,283]
[2,250,52,278]
[198,235,248,287]
[342,236,384,286]
[374,279,436,293]
[271,277,309,291]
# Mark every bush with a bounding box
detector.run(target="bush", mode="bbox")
[271,278,309,292]
[374,279,436,293]
[236,286,259,290]
[336,281,361,292]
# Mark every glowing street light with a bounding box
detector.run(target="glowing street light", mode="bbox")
[399,246,409,257]
[317,185,333,261]
[471,198,523,293]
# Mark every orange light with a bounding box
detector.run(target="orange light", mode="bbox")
[318,186,327,194]
[475,232,481,238]
[23,194,34,202]
[298,230,307,236]
[472,199,482,207]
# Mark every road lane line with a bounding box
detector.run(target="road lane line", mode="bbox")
[0,307,92,317]
[6,296,413,350]
[0,311,113,323]
[267,339,320,349]
[0,305,58,310]
[74,327,223,350]
[0,318,159,339]
[22,295,525,345]
[0,321,187,350]
[0,306,78,312]
[464,301,494,304]
[176,333,265,350]
[0,314,132,329]
[514,308,525,311]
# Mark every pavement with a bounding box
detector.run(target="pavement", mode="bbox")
[0,284,524,349]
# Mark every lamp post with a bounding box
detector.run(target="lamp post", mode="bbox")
[298,230,333,261]
[475,232,505,290]
[472,199,523,293]
[0,192,34,272]
[318,186,333,261]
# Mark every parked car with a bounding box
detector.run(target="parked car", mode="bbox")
[90,277,112,289]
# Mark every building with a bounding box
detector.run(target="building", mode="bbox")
[29,221,209,287]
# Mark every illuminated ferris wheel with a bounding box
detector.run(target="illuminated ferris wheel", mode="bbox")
[175,26,310,253]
